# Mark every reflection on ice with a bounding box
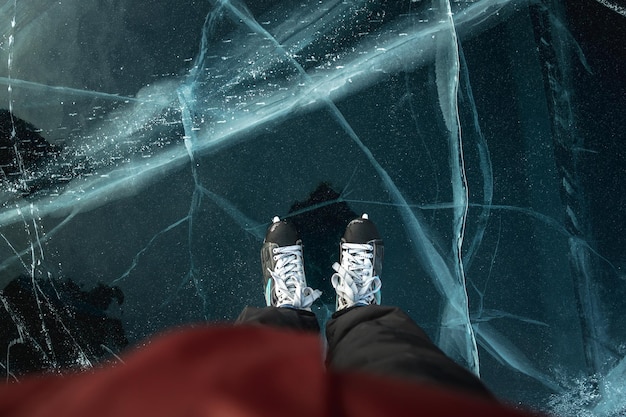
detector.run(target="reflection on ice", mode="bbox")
[1,0,625,415]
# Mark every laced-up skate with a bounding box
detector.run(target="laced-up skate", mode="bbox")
[331,213,383,310]
[261,216,321,310]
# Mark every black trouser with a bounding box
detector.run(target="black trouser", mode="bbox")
[236,305,493,398]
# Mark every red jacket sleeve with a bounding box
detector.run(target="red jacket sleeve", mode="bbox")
[0,326,540,417]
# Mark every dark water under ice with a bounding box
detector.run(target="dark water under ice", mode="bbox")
[1,0,625,415]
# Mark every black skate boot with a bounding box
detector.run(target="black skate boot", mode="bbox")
[331,213,383,310]
[261,216,321,310]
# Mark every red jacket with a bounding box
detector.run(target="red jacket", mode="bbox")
[0,326,539,416]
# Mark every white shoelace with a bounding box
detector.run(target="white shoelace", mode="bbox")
[331,242,381,310]
[269,244,321,310]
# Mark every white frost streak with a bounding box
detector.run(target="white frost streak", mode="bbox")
[434,0,479,375]
[594,0,626,17]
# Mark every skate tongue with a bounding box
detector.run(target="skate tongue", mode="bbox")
[265,218,299,246]
[344,216,380,244]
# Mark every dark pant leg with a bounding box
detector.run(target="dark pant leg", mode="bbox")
[325,305,493,398]
[236,306,320,332]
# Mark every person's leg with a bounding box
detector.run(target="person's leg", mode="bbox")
[236,216,321,333]
[326,214,492,398]
[236,306,319,332]
[325,305,492,397]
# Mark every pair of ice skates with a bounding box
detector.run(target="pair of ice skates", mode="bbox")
[261,214,383,311]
